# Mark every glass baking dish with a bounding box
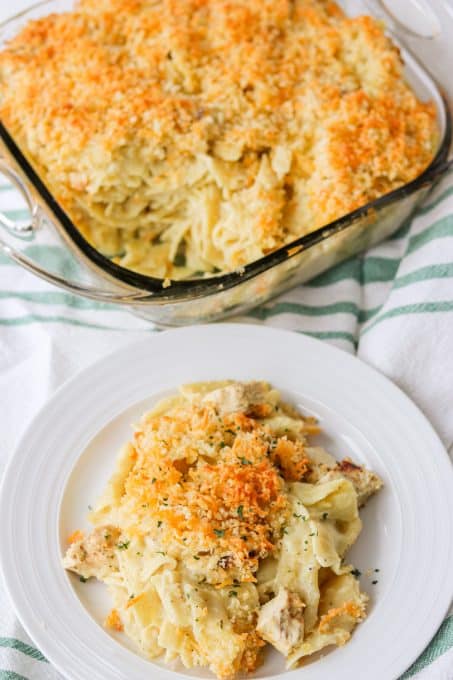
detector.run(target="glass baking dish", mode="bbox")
[0,0,452,326]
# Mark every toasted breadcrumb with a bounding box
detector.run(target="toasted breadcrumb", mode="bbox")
[104,608,123,632]
[67,529,84,544]
[318,601,365,634]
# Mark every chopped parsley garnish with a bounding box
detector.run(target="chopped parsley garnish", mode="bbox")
[375,568,380,572]
[237,505,244,518]
[372,580,378,585]
[117,541,130,550]
[157,521,162,528]
[228,591,238,597]
[193,555,200,560]
[87,504,93,511]
[225,429,236,436]
[351,568,362,578]
[151,477,156,483]
[282,527,289,535]
[214,529,225,538]
[104,534,111,540]
[79,575,88,583]
[129,594,135,599]
[219,441,226,448]
[238,457,252,465]
[156,551,166,556]
[321,512,329,520]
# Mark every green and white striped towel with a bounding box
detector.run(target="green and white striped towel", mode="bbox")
[0,166,452,679]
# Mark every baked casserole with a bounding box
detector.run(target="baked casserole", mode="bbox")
[0,0,438,280]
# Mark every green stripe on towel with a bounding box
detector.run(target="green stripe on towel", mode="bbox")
[393,263,453,289]
[407,215,453,255]
[299,330,357,346]
[0,314,138,331]
[0,639,46,663]
[362,301,453,335]
[0,291,114,312]
[399,616,453,678]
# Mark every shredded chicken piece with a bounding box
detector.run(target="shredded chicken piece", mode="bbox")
[203,381,269,415]
[62,525,121,579]
[256,588,305,655]
[307,457,382,507]
[330,459,383,507]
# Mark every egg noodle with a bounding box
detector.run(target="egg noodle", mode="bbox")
[63,381,382,678]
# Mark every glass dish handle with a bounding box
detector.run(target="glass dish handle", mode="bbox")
[0,159,38,239]
[0,160,155,303]
[364,0,453,108]
[365,0,442,40]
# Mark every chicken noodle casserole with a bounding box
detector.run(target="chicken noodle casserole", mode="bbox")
[0,0,438,280]
[63,381,382,678]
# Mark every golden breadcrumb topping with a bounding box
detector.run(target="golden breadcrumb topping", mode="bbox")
[125,404,292,583]
[0,0,437,277]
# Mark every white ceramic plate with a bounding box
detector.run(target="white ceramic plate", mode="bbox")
[1,324,453,680]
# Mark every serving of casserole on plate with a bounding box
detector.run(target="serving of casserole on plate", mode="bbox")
[0,0,448,302]
[1,325,453,680]
[63,380,382,679]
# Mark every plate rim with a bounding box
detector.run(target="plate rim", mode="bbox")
[1,323,453,680]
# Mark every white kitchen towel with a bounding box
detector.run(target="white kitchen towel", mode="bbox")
[1,166,452,679]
